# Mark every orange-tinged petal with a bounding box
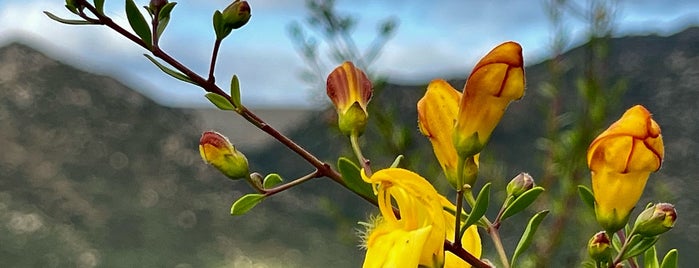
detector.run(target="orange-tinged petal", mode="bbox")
[326,61,373,136]
[199,131,249,180]
[418,79,462,184]
[587,105,664,232]
[453,42,525,158]
[326,61,372,113]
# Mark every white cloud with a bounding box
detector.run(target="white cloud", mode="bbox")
[3,0,698,108]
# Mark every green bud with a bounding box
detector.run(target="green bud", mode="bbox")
[222,0,251,30]
[506,172,534,198]
[338,101,368,136]
[633,203,677,237]
[199,131,249,180]
[588,231,613,263]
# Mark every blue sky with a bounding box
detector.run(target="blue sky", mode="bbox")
[1,0,698,108]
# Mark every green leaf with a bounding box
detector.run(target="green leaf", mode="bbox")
[501,186,544,221]
[660,249,678,268]
[577,185,596,212]
[205,93,235,111]
[511,210,549,266]
[621,234,660,260]
[390,155,404,168]
[464,183,491,229]
[156,2,177,36]
[94,0,105,14]
[125,0,153,48]
[337,157,374,201]
[143,54,195,84]
[65,3,79,14]
[230,194,265,216]
[212,10,229,40]
[644,245,660,268]
[263,173,283,189]
[230,75,242,110]
[44,11,92,25]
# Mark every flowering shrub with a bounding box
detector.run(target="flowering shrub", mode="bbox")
[46,1,679,267]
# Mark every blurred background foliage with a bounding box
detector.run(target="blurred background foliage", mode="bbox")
[1,0,697,267]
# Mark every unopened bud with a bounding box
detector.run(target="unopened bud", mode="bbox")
[149,0,168,11]
[222,0,251,30]
[633,203,677,237]
[506,172,534,198]
[588,231,612,263]
[199,131,249,180]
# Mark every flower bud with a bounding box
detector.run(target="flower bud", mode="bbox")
[633,203,676,237]
[453,42,525,159]
[199,131,249,180]
[588,231,612,263]
[149,0,168,11]
[506,172,534,198]
[587,105,664,233]
[326,61,373,136]
[222,0,251,30]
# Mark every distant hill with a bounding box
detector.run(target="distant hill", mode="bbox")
[0,43,362,267]
[1,26,698,267]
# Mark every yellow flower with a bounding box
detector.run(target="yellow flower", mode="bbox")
[199,131,249,180]
[587,105,664,232]
[361,168,447,268]
[326,61,373,136]
[452,41,525,159]
[418,79,480,187]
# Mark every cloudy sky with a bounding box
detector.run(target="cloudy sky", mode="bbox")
[1,0,698,108]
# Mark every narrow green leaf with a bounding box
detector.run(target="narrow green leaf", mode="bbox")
[230,75,242,109]
[125,0,153,48]
[580,261,597,268]
[501,186,544,221]
[263,173,283,189]
[464,183,491,229]
[611,231,622,252]
[621,234,660,260]
[205,93,235,111]
[511,210,550,266]
[337,157,374,201]
[44,11,92,25]
[390,155,404,168]
[230,194,265,216]
[158,2,177,21]
[644,245,660,268]
[94,0,105,14]
[213,10,224,39]
[156,2,177,36]
[578,185,596,211]
[143,54,195,84]
[65,3,79,14]
[660,249,678,268]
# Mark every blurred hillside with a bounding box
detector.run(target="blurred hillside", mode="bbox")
[0,43,364,267]
[1,26,698,267]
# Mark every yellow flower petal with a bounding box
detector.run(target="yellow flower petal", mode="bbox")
[418,79,462,185]
[453,42,525,158]
[587,105,664,232]
[361,168,447,267]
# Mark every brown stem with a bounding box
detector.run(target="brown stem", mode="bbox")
[61,3,488,266]
[262,170,321,197]
[454,189,464,248]
[444,241,491,268]
[208,38,223,83]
